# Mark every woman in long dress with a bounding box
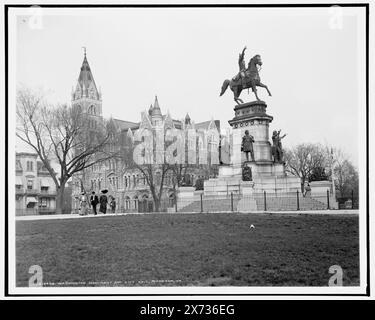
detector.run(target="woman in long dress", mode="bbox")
[99,191,108,214]
[79,192,88,215]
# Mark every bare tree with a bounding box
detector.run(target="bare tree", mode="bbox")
[16,87,114,214]
[327,147,359,198]
[136,163,171,212]
[119,127,172,212]
[284,143,328,193]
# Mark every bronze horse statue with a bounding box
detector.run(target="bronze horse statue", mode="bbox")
[220,52,272,104]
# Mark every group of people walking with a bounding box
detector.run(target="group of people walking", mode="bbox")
[78,189,116,216]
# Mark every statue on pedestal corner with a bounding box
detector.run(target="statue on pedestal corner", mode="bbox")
[272,129,287,163]
[242,162,253,181]
[241,130,255,162]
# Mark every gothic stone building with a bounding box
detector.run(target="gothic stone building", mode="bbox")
[71,53,220,213]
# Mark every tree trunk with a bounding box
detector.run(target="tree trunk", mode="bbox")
[55,183,66,215]
[154,198,160,212]
[300,177,305,194]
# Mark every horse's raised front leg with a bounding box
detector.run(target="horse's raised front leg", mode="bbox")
[258,82,272,96]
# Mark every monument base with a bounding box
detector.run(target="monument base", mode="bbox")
[204,161,301,197]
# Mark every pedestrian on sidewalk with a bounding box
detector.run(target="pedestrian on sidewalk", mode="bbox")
[99,189,108,214]
[79,192,89,215]
[110,197,116,214]
[90,191,99,215]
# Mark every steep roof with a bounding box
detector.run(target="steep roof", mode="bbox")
[195,120,221,131]
[151,95,162,117]
[112,118,139,131]
[76,53,99,99]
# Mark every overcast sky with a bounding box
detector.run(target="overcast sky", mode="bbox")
[14,7,365,165]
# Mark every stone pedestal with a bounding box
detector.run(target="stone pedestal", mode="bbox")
[204,100,301,197]
[237,181,258,211]
[240,181,255,196]
[229,101,274,166]
[309,180,338,209]
[177,186,196,210]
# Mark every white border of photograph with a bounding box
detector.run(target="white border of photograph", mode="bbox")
[4,1,371,297]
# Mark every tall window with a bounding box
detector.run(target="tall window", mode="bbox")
[88,105,96,115]
[26,161,33,171]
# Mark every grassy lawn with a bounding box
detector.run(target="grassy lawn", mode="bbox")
[16,213,359,287]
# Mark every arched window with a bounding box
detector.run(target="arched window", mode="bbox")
[134,196,138,210]
[125,196,131,210]
[88,105,96,115]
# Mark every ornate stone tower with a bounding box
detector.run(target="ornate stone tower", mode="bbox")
[149,95,163,126]
[71,50,102,127]
[71,50,103,211]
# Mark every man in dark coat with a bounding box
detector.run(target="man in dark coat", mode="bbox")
[241,130,255,162]
[90,191,99,215]
[110,197,116,214]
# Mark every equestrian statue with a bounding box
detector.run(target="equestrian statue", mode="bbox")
[220,47,272,104]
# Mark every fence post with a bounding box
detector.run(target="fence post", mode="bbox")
[351,190,354,209]
[296,190,300,211]
[263,191,267,211]
[200,193,203,213]
[231,192,234,212]
[327,190,330,210]
[174,194,178,213]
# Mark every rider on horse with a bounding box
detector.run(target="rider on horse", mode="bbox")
[232,46,248,89]
[220,46,272,104]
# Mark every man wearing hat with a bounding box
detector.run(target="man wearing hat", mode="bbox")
[90,191,99,215]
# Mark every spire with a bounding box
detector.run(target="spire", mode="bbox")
[75,49,99,100]
[148,104,153,115]
[185,113,191,125]
[151,95,162,118]
[153,95,160,110]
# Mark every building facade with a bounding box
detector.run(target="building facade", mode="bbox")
[71,53,220,213]
[15,153,57,216]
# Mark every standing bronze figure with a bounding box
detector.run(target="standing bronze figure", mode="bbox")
[220,47,272,104]
[271,130,287,163]
[241,130,255,162]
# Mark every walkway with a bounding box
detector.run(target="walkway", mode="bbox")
[15,209,359,221]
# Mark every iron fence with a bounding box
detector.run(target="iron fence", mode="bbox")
[175,190,341,213]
